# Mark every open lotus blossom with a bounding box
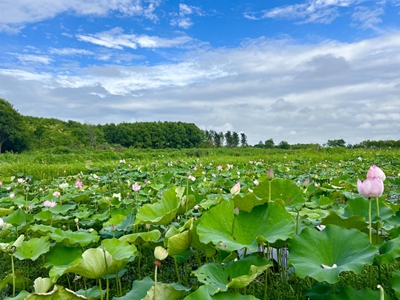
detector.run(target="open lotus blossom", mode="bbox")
[44,200,57,208]
[357,177,384,198]
[367,165,386,181]
[75,181,83,188]
[132,183,141,192]
[53,191,60,198]
[230,182,241,195]
[188,175,196,181]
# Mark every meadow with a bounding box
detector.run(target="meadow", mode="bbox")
[0,147,399,299]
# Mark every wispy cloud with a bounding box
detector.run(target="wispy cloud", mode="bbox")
[76,27,192,50]
[0,0,161,33]
[49,48,94,56]
[352,6,385,29]
[170,3,203,29]
[9,53,52,65]
[244,0,365,24]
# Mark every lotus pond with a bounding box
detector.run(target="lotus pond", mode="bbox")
[0,149,399,299]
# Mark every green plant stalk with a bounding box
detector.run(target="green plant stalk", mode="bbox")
[368,198,372,244]
[98,278,103,300]
[103,249,109,300]
[154,265,158,300]
[376,197,380,243]
[174,257,181,283]
[296,210,300,235]
[11,253,15,298]
[268,180,272,202]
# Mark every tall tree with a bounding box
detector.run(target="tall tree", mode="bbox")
[0,99,26,153]
[240,133,248,147]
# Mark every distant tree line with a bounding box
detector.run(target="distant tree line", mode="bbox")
[1,98,399,153]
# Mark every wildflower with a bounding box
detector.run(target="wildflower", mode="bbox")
[132,183,141,192]
[75,181,83,189]
[53,191,61,198]
[44,200,57,208]
[230,182,240,196]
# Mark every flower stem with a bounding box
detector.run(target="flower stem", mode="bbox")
[369,198,372,244]
[11,254,15,298]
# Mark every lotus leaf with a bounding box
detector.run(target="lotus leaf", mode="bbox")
[142,282,190,300]
[100,238,137,273]
[135,187,181,225]
[0,206,14,217]
[119,230,161,245]
[289,225,378,284]
[49,229,100,246]
[375,236,400,264]
[326,286,392,300]
[197,200,294,252]
[24,285,87,299]
[14,236,51,261]
[392,269,400,299]
[113,276,155,300]
[3,290,30,300]
[33,277,53,293]
[253,178,305,209]
[192,254,271,294]
[66,248,113,279]
[184,285,259,300]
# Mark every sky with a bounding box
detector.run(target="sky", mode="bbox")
[0,0,400,146]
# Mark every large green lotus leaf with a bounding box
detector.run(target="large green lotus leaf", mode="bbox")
[75,286,104,300]
[168,230,191,256]
[225,255,272,289]
[392,269,400,299]
[135,187,180,225]
[113,277,155,300]
[142,282,190,300]
[184,285,259,300]
[119,230,161,245]
[30,224,57,236]
[0,271,32,291]
[24,285,87,299]
[326,286,392,300]
[253,178,305,209]
[3,290,30,300]
[45,245,83,267]
[49,204,76,215]
[375,236,400,265]
[49,229,100,246]
[66,248,113,279]
[67,192,92,203]
[289,225,378,284]
[197,200,294,252]
[190,226,216,257]
[0,206,14,217]
[343,197,394,222]
[306,195,335,209]
[100,238,137,273]
[192,255,271,293]
[4,209,32,226]
[233,193,262,213]
[321,211,367,231]
[14,236,51,261]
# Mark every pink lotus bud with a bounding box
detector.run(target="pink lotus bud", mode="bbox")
[303,178,310,188]
[367,165,386,181]
[357,178,384,198]
[233,207,239,216]
[267,168,274,180]
[75,181,83,189]
[230,182,241,195]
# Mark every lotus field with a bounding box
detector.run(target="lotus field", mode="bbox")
[0,149,399,299]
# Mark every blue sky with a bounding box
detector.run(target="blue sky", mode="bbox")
[1,0,400,146]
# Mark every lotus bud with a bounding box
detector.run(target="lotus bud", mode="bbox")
[233,206,239,216]
[230,182,241,195]
[303,178,310,188]
[357,178,384,198]
[267,168,274,180]
[154,246,168,261]
[367,165,386,181]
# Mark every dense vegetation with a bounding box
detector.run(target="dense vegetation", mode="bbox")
[1,98,400,154]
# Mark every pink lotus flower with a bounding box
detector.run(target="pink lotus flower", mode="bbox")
[357,178,384,198]
[367,165,386,181]
[44,200,57,208]
[53,191,60,198]
[75,181,83,189]
[132,183,141,192]
[230,182,240,195]
[267,168,274,180]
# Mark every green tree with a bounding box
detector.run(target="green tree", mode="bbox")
[264,138,275,149]
[240,133,248,147]
[327,139,346,147]
[0,99,26,153]
[278,140,290,149]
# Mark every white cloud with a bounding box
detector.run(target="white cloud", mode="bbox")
[0,0,161,32]
[170,3,203,29]
[49,48,94,55]
[1,32,400,145]
[77,27,192,50]
[244,0,366,24]
[9,53,52,65]
[352,6,385,29]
